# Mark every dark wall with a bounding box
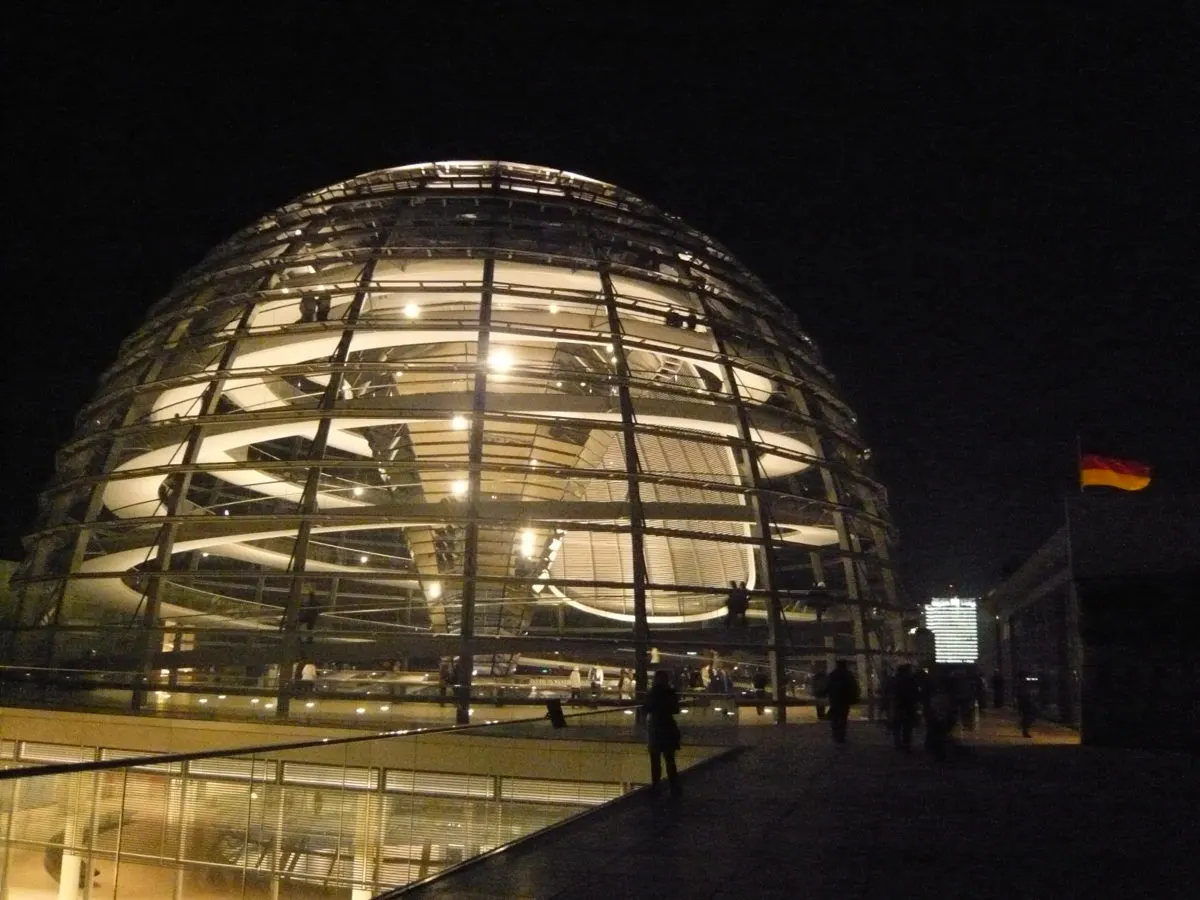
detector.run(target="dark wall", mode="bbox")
[1078,571,1200,751]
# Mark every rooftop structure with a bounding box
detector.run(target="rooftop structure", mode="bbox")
[7,161,904,720]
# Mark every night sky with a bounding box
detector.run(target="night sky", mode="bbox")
[5,5,1196,600]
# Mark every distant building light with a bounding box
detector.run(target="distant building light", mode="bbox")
[923,597,980,664]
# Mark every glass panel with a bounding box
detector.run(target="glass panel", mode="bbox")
[0,708,735,897]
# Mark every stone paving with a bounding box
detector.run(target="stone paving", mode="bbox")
[392,710,1200,899]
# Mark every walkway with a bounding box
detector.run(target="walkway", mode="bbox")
[394,711,1199,899]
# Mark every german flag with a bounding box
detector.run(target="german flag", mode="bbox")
[1080,454,1152,491]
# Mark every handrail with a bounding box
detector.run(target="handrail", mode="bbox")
[0,704,638,782]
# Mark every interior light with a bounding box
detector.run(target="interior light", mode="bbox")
[427,582,442,599]
[250,698,260,704]
[451,480,467,497]
[530,459,538,467]
[222,510,230,516]
[521,529,536,559]
[403,303,420,319]
[380,704,391,711]
[217,695,227,700]
[555,381,563,388]
[305,701,315,708]
[489,349,514,372]
[264,702,275,709]
[201,552,210,557]
[549,303,560,314]
[198,698,208,704]
[353,486,364,496]
[356,707,366,714]
[451,415,468,430]
[359,554,369,563]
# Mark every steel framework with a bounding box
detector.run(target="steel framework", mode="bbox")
[8,161,907,719]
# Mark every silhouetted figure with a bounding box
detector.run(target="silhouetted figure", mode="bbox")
[825,660,860,743]
[891,664,920,751]
[644,670,682,796]
[298,294,319,323]
[1016,672,1036,738]
[437,657,454,706]
[299,591,321,643]
[811,665,829,720]
[753,670,769,715]
[725,580,749,628]
[975,673,988,711]
[314,292,332,322]
[878,665,895,725]
[953,670,977,731]
[922,669,957,760]
[991,670,1005,709]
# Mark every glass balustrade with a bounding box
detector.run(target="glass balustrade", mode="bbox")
[0,705,737,898]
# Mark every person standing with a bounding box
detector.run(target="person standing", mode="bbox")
[298,661,317,696]
[643,670,682,797]
[725,581,749,628]
[568,666,582,703]
[1016,672,1036,738]
[891,664,920,751]
[825,660,860,744]
[991,670,1006,709]
[811,664,829,720]
[753,670,770,715]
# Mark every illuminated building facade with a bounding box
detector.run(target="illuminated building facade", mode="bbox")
[922,597,980,664]
[7,161,903,718]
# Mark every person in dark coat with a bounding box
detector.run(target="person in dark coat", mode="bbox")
[752,670,770,715]
[891,664,920,751]
[825,659,860,743]
[643,669,682,796]
[1016,672,1036,738]
[811,665,829,720]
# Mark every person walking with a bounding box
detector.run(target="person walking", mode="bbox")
[1016,672,1036,738]
[643,670,682,797]
[825,659,860,744]
[891,664,920,751]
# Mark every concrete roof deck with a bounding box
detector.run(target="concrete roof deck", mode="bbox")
[390,710,1199,899]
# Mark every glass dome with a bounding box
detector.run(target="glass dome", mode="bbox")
[9,161,904,716]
